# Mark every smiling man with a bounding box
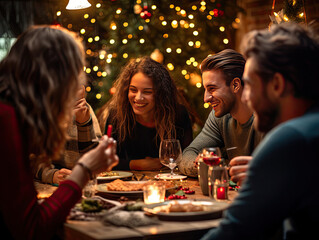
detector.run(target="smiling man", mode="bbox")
[201,22,319,240]
[179,49,263,177]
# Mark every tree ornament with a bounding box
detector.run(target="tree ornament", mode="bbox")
[150,49,164,63]
[134,4,143,14]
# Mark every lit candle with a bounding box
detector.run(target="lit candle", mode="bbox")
[216,186,226,199]
[143,184,165,204]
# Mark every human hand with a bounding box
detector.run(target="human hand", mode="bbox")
[229,156,252,186]
[53,168,72,184]
[74,86,90,124]
[193,155,201,168]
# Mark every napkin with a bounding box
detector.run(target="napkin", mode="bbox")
[102,204,159,228]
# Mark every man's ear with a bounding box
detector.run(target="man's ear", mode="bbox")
[231,77,242,93]
[269,73,286,98]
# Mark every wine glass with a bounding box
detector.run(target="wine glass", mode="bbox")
[201,147,228,200]
[159,139,182,176]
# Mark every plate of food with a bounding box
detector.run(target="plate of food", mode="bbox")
[96,179,177,198]
[154,173,187,180]
[143,199,230,221]
[97,171,133,180]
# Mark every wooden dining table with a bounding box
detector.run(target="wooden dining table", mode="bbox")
[35,170,238,240]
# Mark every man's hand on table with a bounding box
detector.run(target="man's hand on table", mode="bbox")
[229,156,252,186]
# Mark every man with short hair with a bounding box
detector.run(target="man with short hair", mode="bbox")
[179,49,262,177]
[201,22,319,240]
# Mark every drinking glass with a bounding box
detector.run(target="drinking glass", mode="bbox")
[201,147,228,200]
[159,139,182,176]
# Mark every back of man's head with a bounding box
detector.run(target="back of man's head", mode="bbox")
[241,21,319,101]
[200,49,246,86]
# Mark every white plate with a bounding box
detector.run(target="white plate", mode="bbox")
[97,181,146,195]
[143,199,229,221]
[154,173,187,180]
[97,171,133,180]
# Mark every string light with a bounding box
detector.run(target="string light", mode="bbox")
[56,11,61,16]
[122,39,128,44]
[204,103,210,108]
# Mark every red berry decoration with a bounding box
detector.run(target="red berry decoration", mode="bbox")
[184,190,195,194]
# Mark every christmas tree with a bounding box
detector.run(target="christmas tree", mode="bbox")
[58,0,243,123]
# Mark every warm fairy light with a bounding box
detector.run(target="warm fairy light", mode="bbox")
[235,18,240,23]
[200,6,206,11]
[223,38,229,44]
[193,31,198,36]
[209,10,214,15]
[96,3,101,8]
[186,60,191,65]
[162,21,167,26]
[96,93,102,99]
[86,49,92,55]
[123,53,128,58]
[175,6,181,12]
[201,1,206,5]
[116,8,122,14]
[192,5,197,10]
[123,22,128,27]
[56,11,61,16]
[180,10,186,16]
[106,58,112,63]
[195,41,201,48]
[163,34,168,38]
[151,5,157,10]
[167,63,174,70]
[84,14,89,19]
[138,25,143,30]
[136,0,141,4]
[110,39,115,44]
[92,66,98,71]
[145,19,150,23]
[219,26,225,32]
[189,23,195,28]
[188,14,194,19]
[207,15,212,20]
[284,15,289,21]
[86,86,91,92]
[128,34,133,39]
[109,87,116,94]
[97,71,102,77]
[159,16,164,21]
[67,24,72,28]
[196,82,202,88]
[299,12,304,17]
[274,12,278,17]
[182,70,187,75]
[86,68,91,73]
[204,103,210,108]
[88,37,93,43]
[190,57,195,62]
[185,74,190,79]
[107,54,113,59]
[176,48,182,54]
[80,28,85,34]
[139,38,145,44]
[98,81,103,86]
[171,20,178,28]
[193,61,198,67]
[91,18,96,23]
[169,4,174,9]
[122,39,128,44]
[94,36,100,41]
[166,48,172,53]
[102,72,107,77]
[110,22,117,30]
[99,54,105,60]
[188,41,194,47]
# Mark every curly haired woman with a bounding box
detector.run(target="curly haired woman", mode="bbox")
[98,57,193,170]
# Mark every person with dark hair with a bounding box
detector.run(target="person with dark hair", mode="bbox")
[201,22,319,240]
[97,56,193,170]
[179,49,263,177]
[0,25,118,239]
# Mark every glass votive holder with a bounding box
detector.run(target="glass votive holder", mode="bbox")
[208,165,229,201]
[82,178,97,198]
[143,183,166,204]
